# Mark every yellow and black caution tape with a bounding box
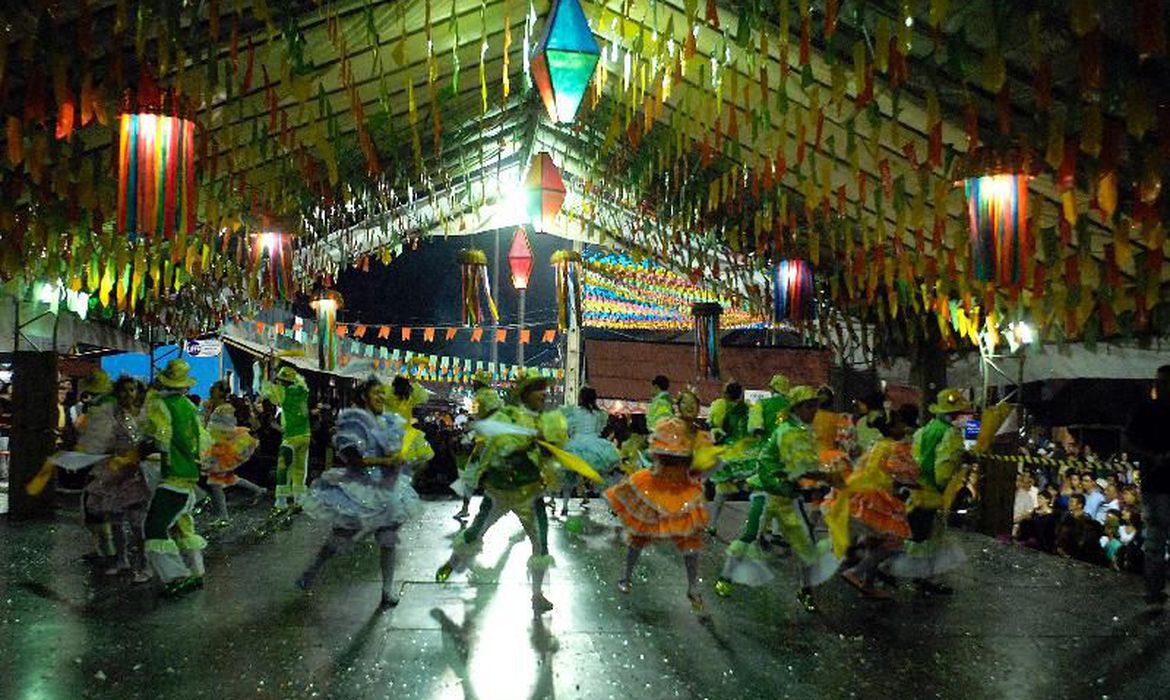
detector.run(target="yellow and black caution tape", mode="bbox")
[982,453,1136,472]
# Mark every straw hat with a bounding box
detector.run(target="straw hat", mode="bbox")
[929,387,972,415]
[768,373,791,395]
[785,385,819,409]
[649,417,694,457]
[156,359,197,389]
[510,371,550,403]
[275,366,301,385]
[80,370,113,396]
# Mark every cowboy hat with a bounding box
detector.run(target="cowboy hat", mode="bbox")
[929,387,972,415]
[510,371,550,403]
[274,366,301,385]
[79,370,113,396]
[785,385,819,408]
[768,373,791,395]
[156,359,197,389]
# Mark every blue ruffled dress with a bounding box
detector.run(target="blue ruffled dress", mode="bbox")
[303,408,421,532]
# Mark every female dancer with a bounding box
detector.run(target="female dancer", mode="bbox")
[297,376,420,608]
[201,403,266,524]
[558,386,620,516]
[606,416,716,612]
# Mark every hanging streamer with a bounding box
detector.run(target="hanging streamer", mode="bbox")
[458,248,499,326]
[310,289,343,371]
[691,302,722,379]
[116,112,197,238]
[773,258,816,322]
[551,249,582,330]
[963,174,1029,286]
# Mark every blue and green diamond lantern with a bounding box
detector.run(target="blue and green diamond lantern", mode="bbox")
[530,0,601,123]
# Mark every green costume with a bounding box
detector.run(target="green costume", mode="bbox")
[647,390,675,427]
[719,413,840,593]
[142,388,208,588]
[265,369,311,509]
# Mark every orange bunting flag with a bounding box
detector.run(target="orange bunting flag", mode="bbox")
[446,327,458,341]
[401,327,412,340]
[519,330,531,345]
[256,322,266,334]
[377,326,391,339]
[274,322,285,334]
[423,327,435,342]
[337,324,349,337]
[470,328,484,342]
[542,329,557,343]
[354,325,367,338]
[495,329,508,343]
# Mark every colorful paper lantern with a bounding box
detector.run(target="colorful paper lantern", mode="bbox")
[551,249,583,330]
[117,113,197,238]
[530,0,601,123]
[310,289,343,371]
[962,174,1030,286]
[523,152,566,232]
[458,248,499,326]
[508,227,535,290]
[691,302,722,379]
[773,259,816,322]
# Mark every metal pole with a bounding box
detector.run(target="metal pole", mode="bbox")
[517,288,526,367]
[490,229,500,368]
[564,239,583,403]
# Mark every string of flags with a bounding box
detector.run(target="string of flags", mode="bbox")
[245,319,562,385]
[251,320,560,345]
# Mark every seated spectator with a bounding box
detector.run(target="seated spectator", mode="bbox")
[1056,494,1106,565]
[1012,473,1039,535]
[1017,491,1058,552]
[1100,510,1124,569]
[1094,483,1121,524]
[1081,476,1106,523]
[1118,508,1145,573]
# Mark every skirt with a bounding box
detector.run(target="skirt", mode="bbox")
[605,466,709,550]
[850,490,911,540]
[303,466,421,533]
[84,458,152,514]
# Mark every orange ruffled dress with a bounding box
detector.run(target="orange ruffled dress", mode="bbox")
[605,419,712,552]
[847,440,918,539]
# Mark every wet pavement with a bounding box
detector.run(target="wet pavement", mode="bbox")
[2,494,1167,700]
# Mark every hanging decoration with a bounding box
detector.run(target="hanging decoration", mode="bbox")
[310,289,344,371]
[962,173,1030,286]
[507,227,535,290]
[523,152,566,232]
[116,111,197,238]
[551,249,582,329]
[530,0,601,123]
[458,248,499,326]
[251,217,297,302]
[692,302,722,379]
[773,259,817,322]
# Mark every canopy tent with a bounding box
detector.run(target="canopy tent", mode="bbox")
[1,1,1169,365]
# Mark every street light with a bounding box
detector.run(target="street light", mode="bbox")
[508,227,535,366]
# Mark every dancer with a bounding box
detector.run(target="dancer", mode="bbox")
[853,390,888,453]
[141,360,208,597]
[452,371,503,519]
[707,381,756,534]
[201,403,265,524]
[387,375,436,465]
[606,416,715,612]
[264,366,311,515]
[80,374,152,579]
[647,375,674,425]
[297,376,420,608]
[884,388,971,595]
[812,386,856,467]
[558,386,620,517]
[435,372,569,615]
[826,413,917,598]
[715,386,842,613]
[744,374,792,542]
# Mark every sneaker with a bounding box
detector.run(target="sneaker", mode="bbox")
[379,591,401,609]
[104,561,130,576]
[435,562,453,583]
[131,570,152,584]
[796,587,818,613]
[453,507,470,520]
[616,579,632,594]
[531,594,554,615]
[713,578,733,598]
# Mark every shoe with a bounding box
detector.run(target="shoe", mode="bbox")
[559,508,568,518]
[840,570,866,593]
[531,594,554,615]
[131,570,152,584]
[435,562,453,583]
[796,587,818,613]
[714,578,733,598]
[580,498,591,510]
[379,592,401,609]
[687,590,705,613]
[104,561,130,576]
[616,579,632,594]
[453,507,470,520]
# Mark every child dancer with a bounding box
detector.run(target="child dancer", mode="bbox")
[606,416,716,612]
[297,376,420,608]
[558,386,620,517]
[201,404,266,524]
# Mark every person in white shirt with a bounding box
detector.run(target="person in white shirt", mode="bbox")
[1012,473,1039,535]
[1094,483,1121,524]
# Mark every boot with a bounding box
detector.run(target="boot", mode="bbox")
[379,546,400,608]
